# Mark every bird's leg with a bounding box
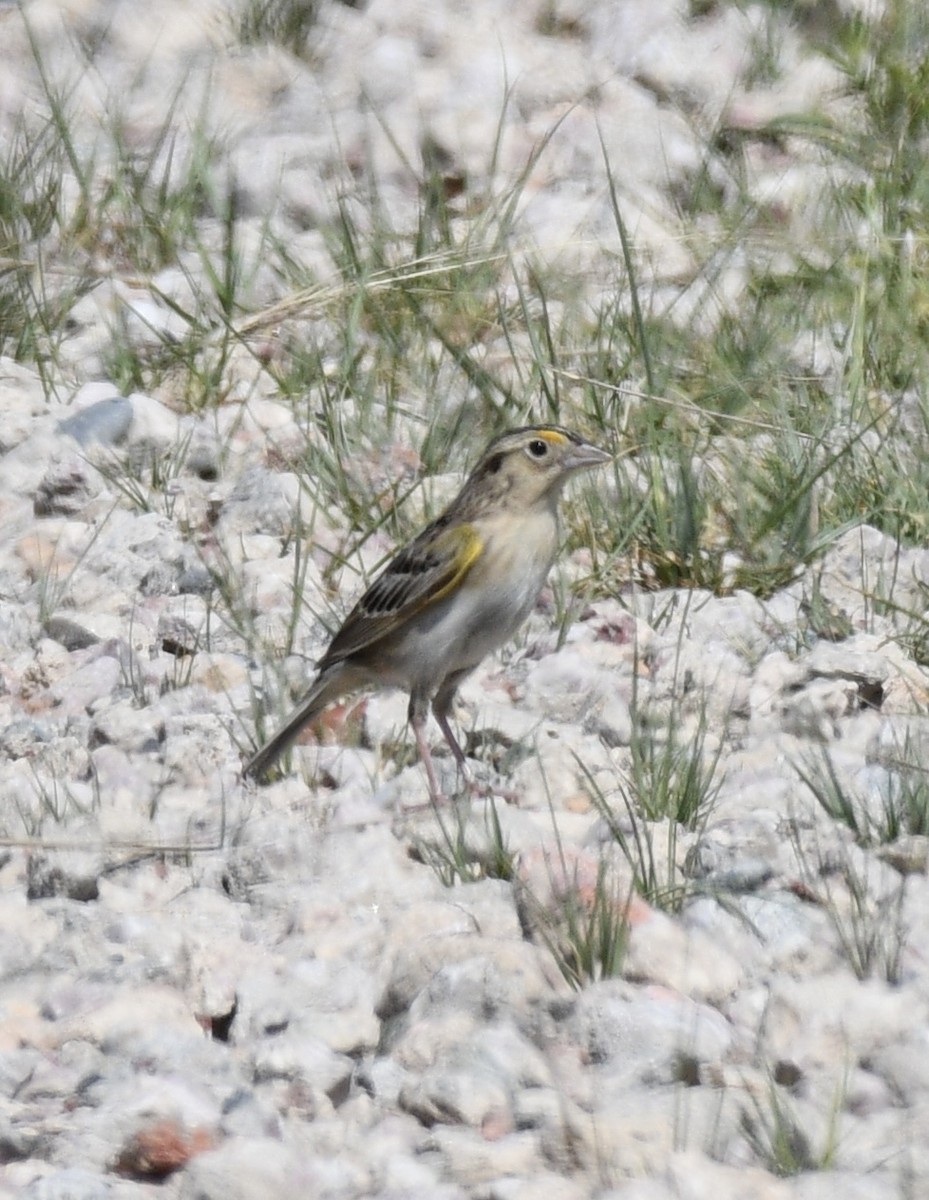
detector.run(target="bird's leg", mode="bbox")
[432,708,473,783]
[408,693,446,803]
[408,679,510,805]
[433,675,520,803]
[432,675,475,790]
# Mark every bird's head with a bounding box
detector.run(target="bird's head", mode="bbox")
[462,425,611,515]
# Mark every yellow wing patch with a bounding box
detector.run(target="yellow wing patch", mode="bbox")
[427,523,483,605]
[319,523,484,666]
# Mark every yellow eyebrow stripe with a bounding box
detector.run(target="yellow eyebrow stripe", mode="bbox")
[537,429,569,446]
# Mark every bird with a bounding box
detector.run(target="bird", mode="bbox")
[243,424,611,799]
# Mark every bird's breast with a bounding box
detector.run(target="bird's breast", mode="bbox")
[372,509,559,689]
[436,508,558,652]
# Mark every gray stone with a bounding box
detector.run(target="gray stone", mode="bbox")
[567,979,733,1088]
[21,1169,112,1200]
[58,397,133,448]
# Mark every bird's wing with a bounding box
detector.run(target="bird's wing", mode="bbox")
[318,521,483,666]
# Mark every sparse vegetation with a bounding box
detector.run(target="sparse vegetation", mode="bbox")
[578,678,725,915]
[739,1067,844,1176]
[5,1,929,1191]
[798,741,929,849]
[524,858,633,990]
[6,0,929,617]
[409,797,517,887]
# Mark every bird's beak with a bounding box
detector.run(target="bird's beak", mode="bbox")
[563,440,612,472]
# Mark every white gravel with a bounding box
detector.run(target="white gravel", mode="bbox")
[1,1,926,1197]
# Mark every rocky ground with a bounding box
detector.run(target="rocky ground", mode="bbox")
[1,0,928,1197]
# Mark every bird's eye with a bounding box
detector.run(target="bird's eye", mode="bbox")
[527,439,548,459]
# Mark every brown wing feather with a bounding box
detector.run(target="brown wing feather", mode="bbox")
[318,522,483,668]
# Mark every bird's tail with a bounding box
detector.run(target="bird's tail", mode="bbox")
[243,666,350,780]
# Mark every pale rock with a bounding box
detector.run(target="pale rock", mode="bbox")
[759,975,926,1070]
[480,1172,590,1200]
[89,699,164,755]
[818,525,926,626]
[48,651,123,717]
[509,731,610,809]
[734,896,838,976]
[14,1167,114,1200]
[38,984,205,1053]
[0,357,48,454]
[181,1137,318,1199]
[623,905,743,1003]
[239,550,326,618]
[749,650,808,733]
[844,1065,897,1116]
[425,1126,546,1184]
[378,932,553,1022]
[725,54,850,128]
[188,651,250,694]
[125,391,181,454]
[219,467,304,538]
[869,714,929,771]
[662,1151,795,1199]
[568,979,733,1087]
[575,1088,742,1178]
[686,813,786,889]
[790,1170,904,1200]
[114,282,191,346]
[0,896,61,987]
[399,1061,512,1129]
[252,1032,354,1105]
